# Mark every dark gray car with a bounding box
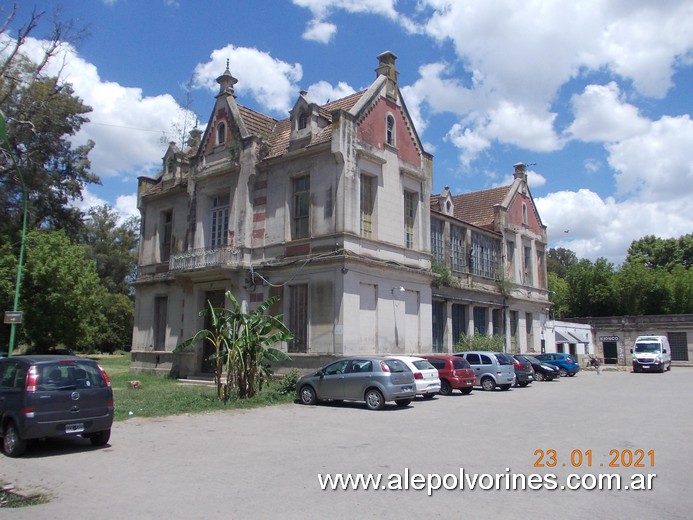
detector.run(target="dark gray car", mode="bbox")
[297,357,416,410]
[0,355,114,457]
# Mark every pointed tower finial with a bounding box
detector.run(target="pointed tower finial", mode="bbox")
[216,60,238,98]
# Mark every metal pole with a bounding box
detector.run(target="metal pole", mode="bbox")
[1,110,28,357]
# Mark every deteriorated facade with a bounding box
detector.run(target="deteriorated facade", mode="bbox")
[132,52,435,376]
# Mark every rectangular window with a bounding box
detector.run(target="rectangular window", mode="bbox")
[470,232,500,279]
[210,195,229,248]
[506,241,515,280]
[536,249,545,289]
[360,174,374,238]
[154,296,168,351]
[473,306,487,335]
[452,304,466,345]
[432,301,445,353]
[450,225,466,273]
[292,176,310,239]
[523,245,533,285]
[404,190,416,249]
[288,284,308,353]
[431,219,444,263]
[160,210,172,262]
[492,309,504,337]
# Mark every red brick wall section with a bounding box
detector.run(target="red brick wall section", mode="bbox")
[357,98,421,167]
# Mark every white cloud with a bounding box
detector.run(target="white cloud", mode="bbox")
[302,20,337,43]
[536,189,693,263]
[114,193,139,221]
[18,37,186,180]
[306,80,356,105]
[567,83,650,143]
[607,114,693,200]
[193,45,303,115]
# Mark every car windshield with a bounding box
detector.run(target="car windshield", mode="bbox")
[635,343,660,353]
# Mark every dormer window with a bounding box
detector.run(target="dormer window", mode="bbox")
[217,122,226,145]
[386,114,395,146]
[446,200,452,213]
[298,112,308,130]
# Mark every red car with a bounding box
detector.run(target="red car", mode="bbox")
[420,355,475,395]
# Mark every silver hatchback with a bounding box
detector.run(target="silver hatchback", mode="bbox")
[454,351,516,391]
[297,357,416,410]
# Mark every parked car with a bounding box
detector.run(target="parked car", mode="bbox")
[517,355,559,381]
[0,355,114,457]
[509,354,534,387]
[420,355,475,395]
[534,353,580,377]
[453,351,516,391]
[297,357,416,410]
[388,356,441,398]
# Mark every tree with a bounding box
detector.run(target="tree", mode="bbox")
[177,291,293,402]
[665,265,693,314]
[547,272,569,318]
[0,6,98,243]
[613,263,671,315]
[20,229,106,352]
[547,247,578,278]
[565,258,617,317]
[79,205,139,295]
[625,234,693,271]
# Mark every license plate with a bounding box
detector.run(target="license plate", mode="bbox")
[65,423,84,434]
[402,386,412,392]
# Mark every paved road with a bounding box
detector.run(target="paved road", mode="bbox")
[2,368,691,519]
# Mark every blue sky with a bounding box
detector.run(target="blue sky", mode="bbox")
[4,0,693,264]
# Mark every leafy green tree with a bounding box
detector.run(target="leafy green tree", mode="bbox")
[0,240,18,347]
[177,291,293,402]
[665,265,693,314]
[613,263,671,315]
[625,234,692,271]
[95,292,134,353]
[565,258,617,317]
[20,229,106,352]
[547,272,569,318]
[547,247,578,278]
[0,7,97,243]
[79,205,139,295]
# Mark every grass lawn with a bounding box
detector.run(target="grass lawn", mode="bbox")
[93,353,296,422]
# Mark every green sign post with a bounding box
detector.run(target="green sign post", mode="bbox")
[0,110,29,357]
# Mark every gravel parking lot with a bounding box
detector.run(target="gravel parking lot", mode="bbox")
[2,368,691,519]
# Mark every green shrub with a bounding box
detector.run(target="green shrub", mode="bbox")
[277,369,300,395]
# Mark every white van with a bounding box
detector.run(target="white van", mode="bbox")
[631,336,672,373]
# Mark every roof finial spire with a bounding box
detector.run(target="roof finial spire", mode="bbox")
[216,59,238,98]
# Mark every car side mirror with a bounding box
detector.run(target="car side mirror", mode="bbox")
[318,370,325,378]
[663,349,667,354]
[630,349,633,353]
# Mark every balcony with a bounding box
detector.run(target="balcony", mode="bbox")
[169,246,241,271]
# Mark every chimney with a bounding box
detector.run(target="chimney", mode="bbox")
[513,162,527,181]
[375,51,399,98]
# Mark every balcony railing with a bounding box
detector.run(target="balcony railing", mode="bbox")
[169,246,241,271]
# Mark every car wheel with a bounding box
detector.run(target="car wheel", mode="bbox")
[365,389,385,410]
[89,429,111,447]
[568,372,576,377]
[422,393,436,399]
[395,398,412,407]
[439,380,453,395]
[299,385,318,405]
[518,381,529,387]
[559,368,569,377]
[481,376,495,391]
[534,371,544,382]
[3,422,27,458]
[460,388,472,395]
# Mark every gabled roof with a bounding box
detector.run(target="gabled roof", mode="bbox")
[261,90,366,159]
[446,186,510,230]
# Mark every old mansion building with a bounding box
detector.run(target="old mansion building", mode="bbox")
[131,52,550,376]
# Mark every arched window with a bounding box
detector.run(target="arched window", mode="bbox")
[386,114,395,146]
[217,122,226,145]
[298,112,308,130]
[522,203,528,225]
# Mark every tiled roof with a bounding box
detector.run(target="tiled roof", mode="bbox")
[433,185,511,230]
[251,90,367,160]
[237,105,277,141]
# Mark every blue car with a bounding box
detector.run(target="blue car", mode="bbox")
[534,353,580,377]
